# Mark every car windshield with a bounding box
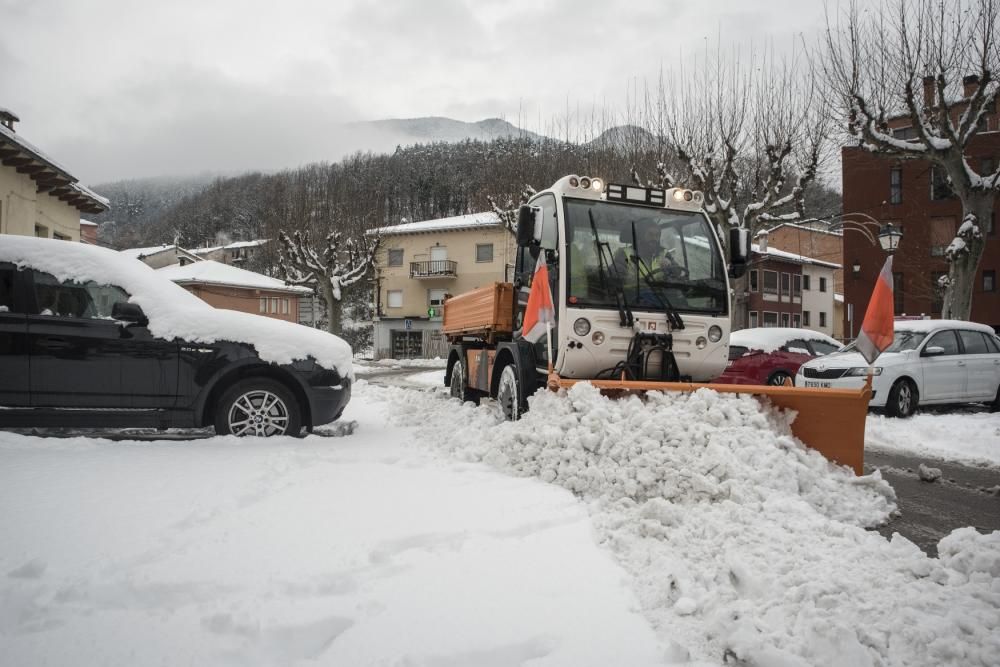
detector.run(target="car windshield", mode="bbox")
[844,329,926,354]
[563,198,727,314]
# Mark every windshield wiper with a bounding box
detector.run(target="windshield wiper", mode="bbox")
[589,211,633,328]
[629,221,685,330]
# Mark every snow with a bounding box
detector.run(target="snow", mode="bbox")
[370,211,501,236]
[730,327,842,354]
[119,243,177,259]
[867,411,1000,468]
[158,259,312,294]
[191,239,268,254]
[750,243,841,269]
[406,369,446,386]
[1,236,352,377]
[894,318,996,335]
[79,219,98,227]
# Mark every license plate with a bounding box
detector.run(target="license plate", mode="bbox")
[804,381,832,388]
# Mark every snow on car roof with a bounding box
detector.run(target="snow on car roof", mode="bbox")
[158,260,312,294]
[730,327,842,353]
[894,319,996,335]
[0,236,352,377]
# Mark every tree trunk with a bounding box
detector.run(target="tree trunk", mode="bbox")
[731,273,749,330]
[942,195,992,321]
[320,282,343,334]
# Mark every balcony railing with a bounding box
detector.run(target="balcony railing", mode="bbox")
[410,260,457,279]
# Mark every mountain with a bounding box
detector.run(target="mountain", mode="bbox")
[585,125,657,150]
[354,116,544,145]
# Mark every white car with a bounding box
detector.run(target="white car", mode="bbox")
[796,319,1000,417]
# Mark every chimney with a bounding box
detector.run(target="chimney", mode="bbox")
[963,74,980,99]
[757,229,769,253]
[0,108,19,132]
[922,76,936,108]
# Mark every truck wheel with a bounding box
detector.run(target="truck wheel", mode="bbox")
[214,379,302,437]
[885,379,918,418]
[449,358,479,404]
[497,364,521,421]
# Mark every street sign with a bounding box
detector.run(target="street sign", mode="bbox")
[404,319,412,330]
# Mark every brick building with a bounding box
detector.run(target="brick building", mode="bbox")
[841,80,1000,335]
[746,241,840,337]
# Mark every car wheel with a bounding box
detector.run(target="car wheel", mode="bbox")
[214,379,302,437]
[767,371,793,387]
[449,358,480,404]
[496,364,521,421]
[990,385,1000,413]
[885,378,918,418]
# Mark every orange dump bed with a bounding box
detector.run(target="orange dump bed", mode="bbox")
[442,282,514,342]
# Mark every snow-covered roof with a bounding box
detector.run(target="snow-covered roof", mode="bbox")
[120,244,178,260]
[371,211,503,236]
[759,222,844,238]
[191,239,269,254]
[158,260,312,294]
[79,219,98,227]
[834,293,844,303]
[894,319,996,335]
[730,327,842,353]
[751,243,841,269]
[0,236,351,376]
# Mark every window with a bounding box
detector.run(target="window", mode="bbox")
[984,333,1000,354]
[803,310,811,326]
[0,266,15,313]
[819,277,827,293]
[890,167,903,204]
[930,166,953,200]
[749,311,758,328]
[763,311,778,327]
[781,313,790,327]
[32,271,130,319]
[271,297,279,313]
[792,275,802,299]
[930,217,956,256]
[892,126,917,140]
[802,274,811,291]
[959,330,989,354]
[780,273,790,299]
[819,311,827,327]
[792,314,801,327]
[750,270,759,292]
[428,288,447,316]
[475,243,494,263]
[784,339,810,354]
[763,270,778,296]
[810,340,841,356]
[387,290,403,308]
[925,330,960,355]
[988,211,996,237]
[983,157,996,177]
[387,249,404,267]
[259,297,267,313]
[282,299,289,314]
[893,272,905,314]
[34,224,49,238]
[985,270,996,292]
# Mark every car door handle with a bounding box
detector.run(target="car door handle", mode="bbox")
[38,336,71,350]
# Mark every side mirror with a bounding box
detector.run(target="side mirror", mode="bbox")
[922,345,945,357]
[112,301,147,326]
[728,227,750,279]
[516,205,537,247]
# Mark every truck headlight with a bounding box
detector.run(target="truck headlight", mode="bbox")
[846,367,881,376]
[573,318,591,336]
[592,331,605,345]
[696,336,707,349]
[708,325,723,342]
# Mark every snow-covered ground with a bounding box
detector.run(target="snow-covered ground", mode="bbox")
[866,410,1000,468]
[2,381,998,666]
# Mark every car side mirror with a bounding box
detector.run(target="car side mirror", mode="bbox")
[922,345,945,357]
[728,227,750,279]
[516,205,537,247]
[112,302,147,326]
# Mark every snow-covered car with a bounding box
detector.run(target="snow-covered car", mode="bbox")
[796,319,1000,417]
[715,327,843,386]
[0,236,352,436]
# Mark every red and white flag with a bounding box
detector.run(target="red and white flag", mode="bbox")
[856,255,895,364]
[522,253,555,342]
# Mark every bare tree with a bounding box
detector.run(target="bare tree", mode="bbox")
[278,229,380,335]
[486,185,537,233]
[824,0,1000,320]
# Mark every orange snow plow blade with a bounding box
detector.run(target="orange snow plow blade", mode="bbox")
[547,374,872,475]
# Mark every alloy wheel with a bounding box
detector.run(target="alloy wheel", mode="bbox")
[228,390,290,437]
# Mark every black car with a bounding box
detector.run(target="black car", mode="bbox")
[0,237,352,436]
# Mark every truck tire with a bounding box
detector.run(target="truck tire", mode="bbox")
[496,364,522,421]
[449,358,479,404]
[214,379,302,437]
[885,378,918,418]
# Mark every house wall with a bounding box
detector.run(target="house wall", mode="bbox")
[180,284,301,323]
[372,224,515,359]
[800,264,837,337]
[0,166,81,241]
[766,226,845,295]
[746,257,802,329]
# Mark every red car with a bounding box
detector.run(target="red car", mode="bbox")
[716,328,843,386]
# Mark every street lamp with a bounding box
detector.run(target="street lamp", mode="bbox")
[877,222,902,253]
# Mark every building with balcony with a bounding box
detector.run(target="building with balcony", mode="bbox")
[0,109,108,241]
[369,211,514,359]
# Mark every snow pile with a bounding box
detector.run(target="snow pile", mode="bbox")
[867,411,1000,468]
[378,383,1000,666]
[0,236,353,377]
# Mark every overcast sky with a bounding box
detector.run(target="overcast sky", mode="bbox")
[1,0,835,184]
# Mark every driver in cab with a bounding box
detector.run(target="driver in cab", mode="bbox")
[614,219,682,284]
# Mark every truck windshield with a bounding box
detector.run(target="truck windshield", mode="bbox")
[564,198,727,315]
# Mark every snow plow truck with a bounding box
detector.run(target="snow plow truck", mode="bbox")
[442,175,871,474]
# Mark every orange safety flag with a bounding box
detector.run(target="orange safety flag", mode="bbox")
[855,255,895,364]
[522,252,555,341]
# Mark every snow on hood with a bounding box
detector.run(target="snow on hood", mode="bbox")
[375,382,999,665]
[0,236,353,378]
[803,349,909,369]
[730,327,841,354]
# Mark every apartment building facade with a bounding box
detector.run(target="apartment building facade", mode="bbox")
[371,212,514,359]
[746,242,840,337]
